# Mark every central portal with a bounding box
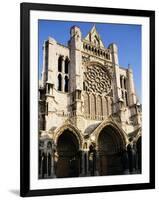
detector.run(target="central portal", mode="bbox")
[56,130,80,178]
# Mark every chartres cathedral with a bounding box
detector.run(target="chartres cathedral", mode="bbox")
[38,25,142,178]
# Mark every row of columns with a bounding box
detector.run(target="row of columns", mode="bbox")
[79,144,141,176]
[39,144,141,178]
[39,149,97,178]
[80,148,99,177]
[39,151,56,178]
[121,143,141,174]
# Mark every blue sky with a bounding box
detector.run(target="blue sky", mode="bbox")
[38,20,141,102]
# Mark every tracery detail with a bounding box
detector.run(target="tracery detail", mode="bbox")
[84,65,111,95]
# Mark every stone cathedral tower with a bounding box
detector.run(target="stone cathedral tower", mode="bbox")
[38,25,142,178]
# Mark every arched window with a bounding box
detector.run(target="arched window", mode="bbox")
[106,53,109,59]
[124,78,127,89]
[90,94,96,117]
[58,74,62,91]
[120,76,123,88]
[102,97,108,117]
[58,56,63,72]
[97,95,102,116]
[64,76,69,92]
[125,91,128,106]
[84,93,90,115]
[65,58,69,74]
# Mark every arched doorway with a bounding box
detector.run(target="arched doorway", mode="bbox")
[56,130,80,178]
[97,125,124,176]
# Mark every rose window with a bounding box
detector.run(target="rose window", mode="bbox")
[84,65,111,95]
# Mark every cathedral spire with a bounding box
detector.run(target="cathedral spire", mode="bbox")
[91,24,96,32]
[84,24,105,47]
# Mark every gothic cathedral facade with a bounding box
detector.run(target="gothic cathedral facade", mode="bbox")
[38,25,142,178]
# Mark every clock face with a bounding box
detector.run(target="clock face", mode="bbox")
[84,65,112,95]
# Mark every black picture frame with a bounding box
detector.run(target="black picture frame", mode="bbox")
[20,2,155,197]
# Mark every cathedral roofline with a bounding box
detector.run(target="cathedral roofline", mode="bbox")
[57,42,68,49]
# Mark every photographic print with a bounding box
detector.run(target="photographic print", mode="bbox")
[20,3,155,197]
[38,21,142,179]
